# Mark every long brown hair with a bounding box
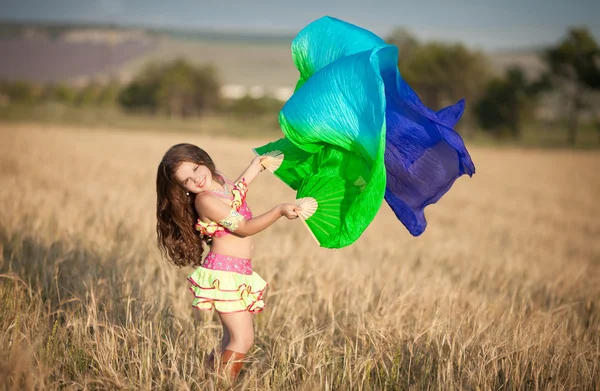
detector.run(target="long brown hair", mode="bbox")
[156,143,224,268]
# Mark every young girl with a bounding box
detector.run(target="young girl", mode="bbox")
[155,143,300,382]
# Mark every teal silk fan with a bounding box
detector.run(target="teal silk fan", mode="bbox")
[254,16,476,249]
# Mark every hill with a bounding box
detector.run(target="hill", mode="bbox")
[0,22,546,101]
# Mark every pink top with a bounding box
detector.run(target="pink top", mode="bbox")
[194,176,253,238]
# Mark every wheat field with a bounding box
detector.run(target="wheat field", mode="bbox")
[0,122,599,390]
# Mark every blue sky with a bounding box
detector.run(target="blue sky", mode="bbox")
[1,0,599,51]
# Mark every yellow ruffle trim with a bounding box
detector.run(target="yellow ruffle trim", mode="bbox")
[187,266,267,314]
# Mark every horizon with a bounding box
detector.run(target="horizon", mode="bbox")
[0,0,598,52]
[0,17,582,54]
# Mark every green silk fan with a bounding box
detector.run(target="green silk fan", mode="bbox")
[254,134,386,248]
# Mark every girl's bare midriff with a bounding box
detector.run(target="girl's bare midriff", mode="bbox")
[209,234,254,259]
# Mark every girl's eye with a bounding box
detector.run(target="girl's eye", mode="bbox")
[193,165,198,172]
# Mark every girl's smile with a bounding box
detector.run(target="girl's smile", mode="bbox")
[174,161,217,194]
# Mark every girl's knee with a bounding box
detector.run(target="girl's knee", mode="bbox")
[241,334,255,351]
[230,331,254,352]
[245,333,255,349]
[219,311,254,353]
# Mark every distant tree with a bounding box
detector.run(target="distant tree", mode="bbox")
[394,41,491,112]
[386,28,419,60]
[544,27,600,146]
[119,59,221,116]
[474,67,550,139]
[118,63,162,113]
[188,64,221,114]
[43,83,77,105]
[2,80,42,104]
[97,81,120,106]
[77,82,102,107]
[224,95,284,119]
[156,59,220,117]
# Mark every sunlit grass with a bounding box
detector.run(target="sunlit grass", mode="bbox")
[0,122,599,390]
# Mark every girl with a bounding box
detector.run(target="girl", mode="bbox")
[156,143,300,382]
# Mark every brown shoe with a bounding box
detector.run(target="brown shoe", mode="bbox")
[220,349,246,383]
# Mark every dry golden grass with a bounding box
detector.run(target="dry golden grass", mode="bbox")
[0,122,599,390]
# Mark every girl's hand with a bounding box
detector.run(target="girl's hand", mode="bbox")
[252,156,266,172]
[235,155,266,185]
[279,203,301,219]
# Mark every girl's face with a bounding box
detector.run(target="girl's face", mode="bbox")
[174,161,216,194]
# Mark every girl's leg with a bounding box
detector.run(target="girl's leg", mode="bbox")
[216,311,254,382]
[206,323,231,371]
[217,311,254,354]
[221,325,231,353]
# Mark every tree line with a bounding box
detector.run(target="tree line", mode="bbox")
[389,27,600,145]
[1,27,598,146]
[0,59,284,120]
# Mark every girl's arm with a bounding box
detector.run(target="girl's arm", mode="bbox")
[235,156,265,185]
[195,193,299,237]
